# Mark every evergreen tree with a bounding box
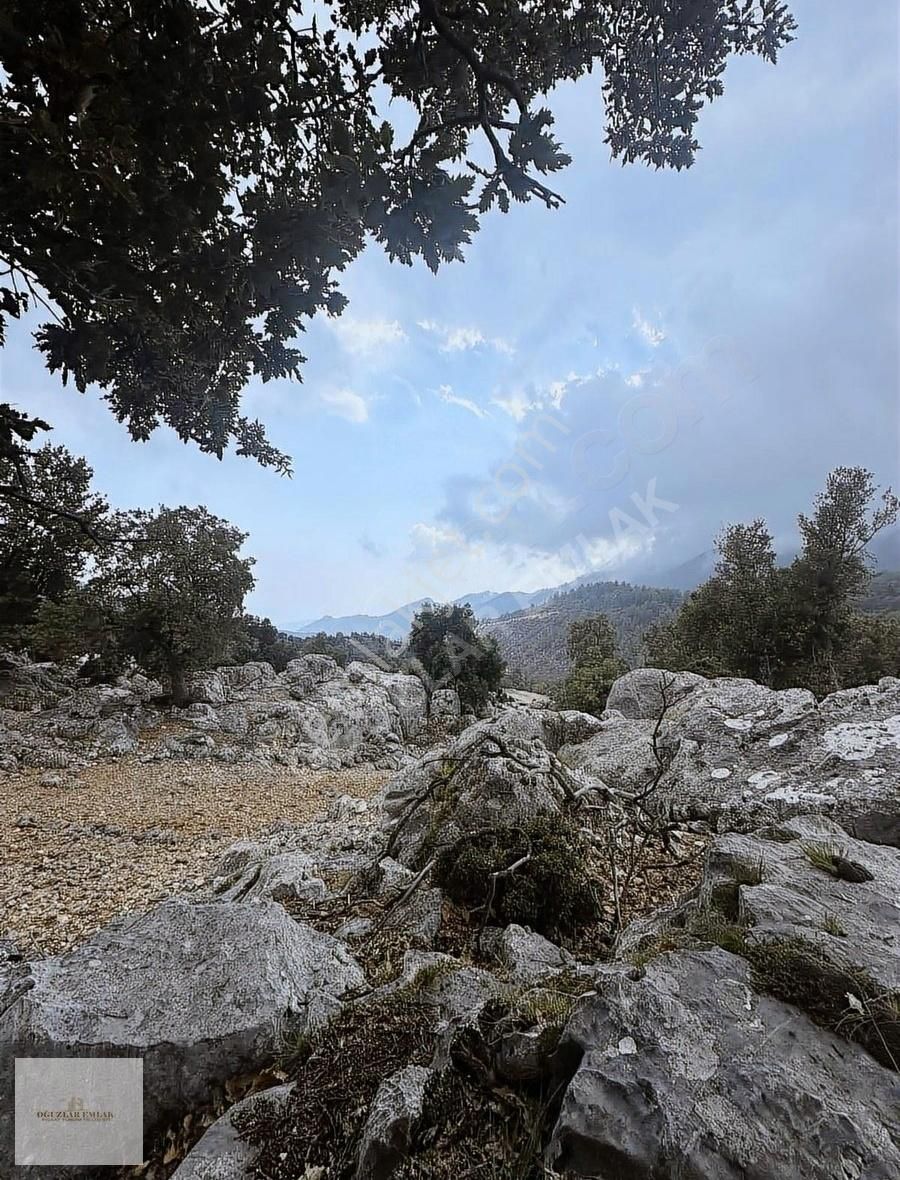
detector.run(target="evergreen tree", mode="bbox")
[408,602,504,713]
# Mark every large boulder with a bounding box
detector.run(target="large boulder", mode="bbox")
[217,661,277,696]
[280,654,343,698]
[562,669,900,832]
[0,651,74,712]
[185,670,227,705]
[0,899,364,1173]
[347,662,428,740]
[605,667,705,720]
[549,947,900,1179]
[380,710,582,866]
[560,715,660,795]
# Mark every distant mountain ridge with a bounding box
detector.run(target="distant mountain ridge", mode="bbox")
[284,568,680,639]
[286,586,558,639]
[281,563,900,689]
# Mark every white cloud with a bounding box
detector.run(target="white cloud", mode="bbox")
[436,384,489,419]
[491,390,542,421]
[418,320,515,356]
[409,521,466,555]
[331,317,407,355]
[632,308,666,347]
[492,372,591,420]
[402,530,646,603]
[320,388,370,423]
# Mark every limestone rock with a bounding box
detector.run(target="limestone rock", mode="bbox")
[185,670,227,705]
[355,1065,432,1180]
[483,924,575,986]
[0,899,364,1162]
[171,1085,295,1180]
[549,947,900,1179]
[705,815,900,995]
[381,712,575,866]
[606,667,706,720]
[562,668,900,832]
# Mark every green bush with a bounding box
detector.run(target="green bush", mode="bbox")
[433,815,600,937]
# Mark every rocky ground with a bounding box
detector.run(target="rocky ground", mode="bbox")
[1,658,899,1179]
[0,759,389,956]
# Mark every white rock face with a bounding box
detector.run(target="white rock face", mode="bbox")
[562,669,900,832]
[550,948,900,1179]
[822,715,900,761]
[606,668,706,719]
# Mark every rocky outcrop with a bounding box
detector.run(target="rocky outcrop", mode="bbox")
[549,946,900,1179]
[380,706,601,866]
[563,669,900,832]
[702,814,900,995]
[0,899,363,1173]
[605,666,706,719]
[4,668,900,1178]
[0,654,429,773]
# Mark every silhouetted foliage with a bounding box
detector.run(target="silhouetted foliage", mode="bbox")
[0,444,108,644]
[1,1,795,474]
[34,506,255,701]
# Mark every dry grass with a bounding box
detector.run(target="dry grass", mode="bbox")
[0,758,389,955]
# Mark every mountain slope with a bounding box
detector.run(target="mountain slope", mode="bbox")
[857,570,900,616]
[481,580,684,688]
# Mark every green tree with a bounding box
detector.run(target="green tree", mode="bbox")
[645,467,900,694]
[408,602,504,713]
[0,443,108,644]
[778,467,900,692]
[558,614,628,715]
[37,505,256,701]
[646,519,781,682]
[0,1,795,472]
[230,613,305,672]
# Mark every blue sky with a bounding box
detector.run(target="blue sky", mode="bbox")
[2,1,897,628]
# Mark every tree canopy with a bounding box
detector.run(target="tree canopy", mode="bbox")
[33,503,256,700]
[0,443,108,643]
[645,467,900,694]
[408,601,504,712]
[1,0,795,472]
[557,613,627,715]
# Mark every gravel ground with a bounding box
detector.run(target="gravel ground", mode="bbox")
[0,759,389,957]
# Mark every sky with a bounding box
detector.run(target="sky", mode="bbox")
[3,1,898,629]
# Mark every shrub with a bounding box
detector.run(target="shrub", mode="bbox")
[433,815,600,937]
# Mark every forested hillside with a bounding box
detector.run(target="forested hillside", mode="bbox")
[481,581,683,689]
